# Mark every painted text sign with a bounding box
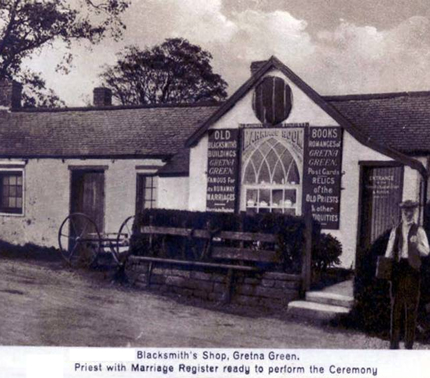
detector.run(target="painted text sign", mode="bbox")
[364,172,401,199]
[303,127,342,229]
[206,129,239,212]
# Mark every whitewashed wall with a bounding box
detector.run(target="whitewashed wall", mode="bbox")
[0,158,163,248]
[158,176,189,210]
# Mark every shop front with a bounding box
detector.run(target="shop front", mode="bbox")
[185,57,426,269]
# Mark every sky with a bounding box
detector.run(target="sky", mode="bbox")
[24,0,430,106]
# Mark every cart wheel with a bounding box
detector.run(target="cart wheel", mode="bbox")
[58,213,101,268]
[114,215,136,264]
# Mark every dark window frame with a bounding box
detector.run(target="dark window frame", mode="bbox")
[136,173,157,213]
[0,170,24,215]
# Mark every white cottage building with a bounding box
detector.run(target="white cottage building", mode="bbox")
[0,56,429,270]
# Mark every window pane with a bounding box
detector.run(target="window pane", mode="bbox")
[284,189,296,205]
[10,186,16,196]
[274,141,286,156]
[258,161,271,184]
[259,189,270,207]
[16,198,22,208]
[9,176,16,185]
[246,189,258,207]
[9,197,16,208]
[3,176,9,185]
[244,163,256,184]
[145,188,152,199]
[287,161,300,184]
[3,186,9,197]
[16,186,22,198]
[273,189,283,207]
[17,176,22,185]
[259,140,271,157]
[250,149,264,174]
[280,148,293,168]
[266,148,278,171]
[145,177,153,189]
[272,161,285,185]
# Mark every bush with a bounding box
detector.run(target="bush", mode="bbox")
[312,233,342,272]
[131,209,322,274]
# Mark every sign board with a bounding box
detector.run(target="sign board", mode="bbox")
[242,127,304,161]
[206,129,240,212]
[303,127,343,229]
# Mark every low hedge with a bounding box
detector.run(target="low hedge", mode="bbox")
[130,209,341,275]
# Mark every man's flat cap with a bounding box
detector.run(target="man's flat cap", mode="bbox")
[399,200,419,208]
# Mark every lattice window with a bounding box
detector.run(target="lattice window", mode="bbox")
[243,138,300,185]
[0,172,23,214]
[242,138,300,215]
[136,174,157,212]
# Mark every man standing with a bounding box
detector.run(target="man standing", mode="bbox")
[385,200,429,349]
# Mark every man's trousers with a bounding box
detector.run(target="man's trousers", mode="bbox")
[390,259,421,349]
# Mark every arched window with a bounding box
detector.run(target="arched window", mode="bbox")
[242,137,301,215]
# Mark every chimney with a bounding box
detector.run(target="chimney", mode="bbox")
[93,87,112,107]
[250,60,268,76]
[0,79,22,110]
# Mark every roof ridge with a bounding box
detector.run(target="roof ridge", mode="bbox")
[13,101,223,113]
[323,91,430,102]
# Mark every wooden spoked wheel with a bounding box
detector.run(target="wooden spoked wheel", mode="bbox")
[58,213,102,268]
[114,215,135,264]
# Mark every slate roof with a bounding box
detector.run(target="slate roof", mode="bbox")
[2,79,430,176]
[157,148,190,176]
[324,91,430,156]
[161,91,430,175]
[0,103,219,158]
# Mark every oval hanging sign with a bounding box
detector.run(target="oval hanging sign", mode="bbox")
[252,76,293,125]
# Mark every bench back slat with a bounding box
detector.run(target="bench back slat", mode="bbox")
[211,247,279,263]
[136,225,281,265]
[218,231,276,243]
[139,226,277,243]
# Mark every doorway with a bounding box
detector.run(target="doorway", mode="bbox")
[357,163,403,267]
[70,169,105,234]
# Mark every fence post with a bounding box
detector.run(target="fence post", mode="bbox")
[301,205,313,294]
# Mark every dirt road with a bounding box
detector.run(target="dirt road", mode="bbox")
[0,257,427,349]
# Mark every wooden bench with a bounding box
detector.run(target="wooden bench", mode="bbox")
[128,225,282,302]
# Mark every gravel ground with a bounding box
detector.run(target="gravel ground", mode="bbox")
[0,256,428,349]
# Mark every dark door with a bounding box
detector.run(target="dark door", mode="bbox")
[357,164,403,261]
[70,170,105,233]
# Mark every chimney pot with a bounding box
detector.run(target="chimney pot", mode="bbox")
[93,87,112,107]
[0,79,22,110]
[250,61,268,76]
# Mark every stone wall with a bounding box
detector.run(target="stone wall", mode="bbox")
[127,260,301,310]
